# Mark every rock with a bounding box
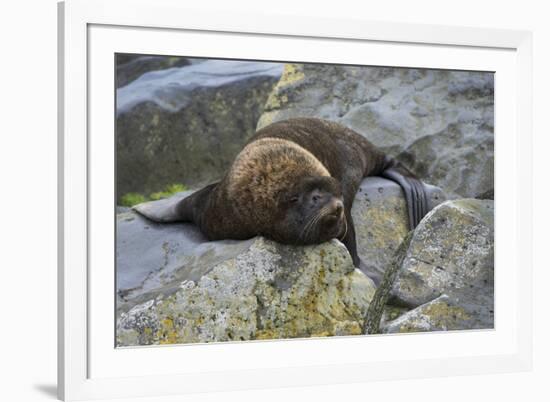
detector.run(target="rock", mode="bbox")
[351,177,446,284]
[257,64,494,198]
[116,177,448,345]
[116,205,130,214]
[116,209,253,309]
[116,60,283,201]
[117,237,376,346]
[116,54,191,88]
[387,199,494,330]
[383,294,488,333]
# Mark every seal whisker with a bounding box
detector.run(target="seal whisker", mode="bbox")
[301,210,322,242]
[338,215,348,241]
[301,209,322,242]
[302,205,332,243]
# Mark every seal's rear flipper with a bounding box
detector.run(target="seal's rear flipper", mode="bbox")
[381,167,428,229]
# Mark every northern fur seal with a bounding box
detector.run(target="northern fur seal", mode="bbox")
[134,117,428,268]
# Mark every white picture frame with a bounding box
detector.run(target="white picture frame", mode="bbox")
[58,0,533,400]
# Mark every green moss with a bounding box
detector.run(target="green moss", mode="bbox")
[150,183,188,200]
[120,192,147,207]
[119,183,188,206]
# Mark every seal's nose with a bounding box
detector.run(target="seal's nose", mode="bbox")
[331,198,344,216]
[335,200,343,215]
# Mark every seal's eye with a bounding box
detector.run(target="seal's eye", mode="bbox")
[289,195,300,204]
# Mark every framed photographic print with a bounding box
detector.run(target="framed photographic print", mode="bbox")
[58,0,533,400]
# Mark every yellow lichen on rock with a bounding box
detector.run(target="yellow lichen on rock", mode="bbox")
[386,296,473,333]
[280,64,305,85]
[257,64,305,129]
[116,238,377,346]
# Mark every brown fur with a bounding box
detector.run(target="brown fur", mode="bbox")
[227,137,330,230]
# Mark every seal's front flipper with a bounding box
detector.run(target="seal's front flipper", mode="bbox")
[132,192,190,222]
[133,183,218,224]
[341,211,361,268]
[381,166,428,229]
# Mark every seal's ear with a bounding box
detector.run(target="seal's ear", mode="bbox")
[132,191,190,223]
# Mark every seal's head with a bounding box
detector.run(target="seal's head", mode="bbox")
[227,137,347,244]
[271,176,347,245]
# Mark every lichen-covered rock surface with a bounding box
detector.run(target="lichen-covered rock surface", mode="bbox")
[351,177,445,284]
[381,199,494,332]
[116,60,283,201]
[117,237,376,346]
[116,177,450,345]
[257,64,494,199]
[383,295,487,333]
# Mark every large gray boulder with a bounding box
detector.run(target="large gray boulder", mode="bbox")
[116,60,283,202]
[116,176,447,345]
[116,54,191,88]
[117,237,376,346]
[382,199,494,332]
[116,208,254,309]
[257,64,494,199]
